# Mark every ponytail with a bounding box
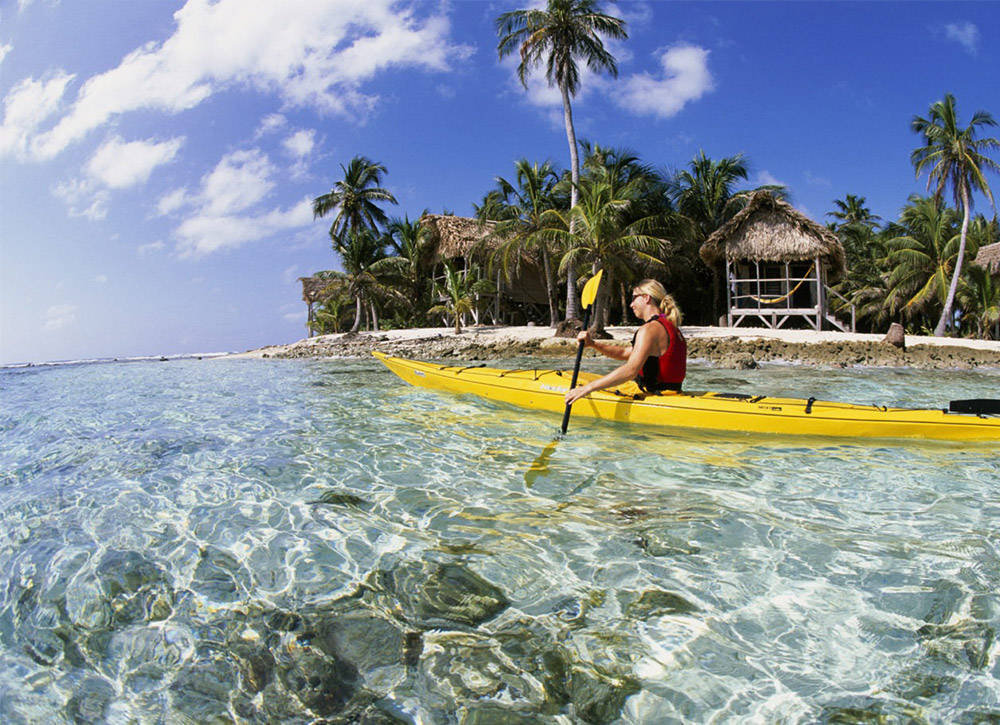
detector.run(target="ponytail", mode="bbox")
[634,279,683,326]
[659,294,682,327]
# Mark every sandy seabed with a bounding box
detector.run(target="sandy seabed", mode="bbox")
[231,325,1000,370]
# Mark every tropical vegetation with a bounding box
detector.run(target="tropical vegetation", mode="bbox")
[496,0,627,321]
[910,93,1000,335]
[302,2,999,341]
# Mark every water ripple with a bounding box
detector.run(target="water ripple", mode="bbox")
[1,358,998,722]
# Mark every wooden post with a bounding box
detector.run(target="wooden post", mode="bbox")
[814,255,824,331]
[725,260,733,327]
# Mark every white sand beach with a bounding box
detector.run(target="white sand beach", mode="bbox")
[231,324,1000,369]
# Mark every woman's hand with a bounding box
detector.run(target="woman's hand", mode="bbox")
[565,384,591,406]
[576,330,593,347]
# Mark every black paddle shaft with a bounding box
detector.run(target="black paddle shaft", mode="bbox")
[560,307,592,434]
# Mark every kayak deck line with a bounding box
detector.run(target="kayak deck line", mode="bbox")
[371,351,1000,442]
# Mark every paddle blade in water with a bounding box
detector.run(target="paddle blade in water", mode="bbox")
[524,437,561,486]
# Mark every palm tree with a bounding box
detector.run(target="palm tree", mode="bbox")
[827,194,883,271]
[580,143,676,324]
[309,295,352,335]
[669,151,785,323]
[485,159,564,327]
[828,193,882,228]
[335,228,393,332]
[370,214,437,324]
[958,264,1000,339]
[911,93,1000,336]
[313,155,398,245]
[671,152,752,240]
[429,261,494,334]
[497,0,627,322]
[884,195,960,329]
[550,171,669,334]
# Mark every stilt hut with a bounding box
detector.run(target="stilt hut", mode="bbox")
[420,214,549,325]
[700,191,853,331]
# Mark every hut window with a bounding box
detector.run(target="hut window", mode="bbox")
[761,263,783,297]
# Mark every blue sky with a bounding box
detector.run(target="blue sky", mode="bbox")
[1,0,997,364]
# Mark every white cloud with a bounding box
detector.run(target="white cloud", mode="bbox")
[95,275,108,283]
[617,2,653,26]
[44,304,78,331]
[283,129,316,180]
[616,45,714,119]
[283,129,316,159]
[167,148,314,257]
[156,187,189,216]
[256,113,286,137]
[52,135,184,218]
[86,136,184,189]
[6,0,473,161]
[51,178,109,220]
[175,197,314,258]
[944,21,979,55]
[0,44,12,65]
[199,149,275,216]
[0,71,74,158]
[138,240,167,255]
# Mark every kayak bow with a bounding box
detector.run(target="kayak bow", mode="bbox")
[372,351,1000,442]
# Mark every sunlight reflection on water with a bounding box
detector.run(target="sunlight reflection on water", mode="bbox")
[1,358,997,723]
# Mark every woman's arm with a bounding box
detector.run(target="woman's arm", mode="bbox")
[576,330,631,361]
[565,326,658,405]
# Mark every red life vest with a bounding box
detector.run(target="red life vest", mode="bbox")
[635,315,686,392]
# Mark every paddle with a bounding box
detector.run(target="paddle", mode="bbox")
[525,270,603,485]
[560,270,603,434]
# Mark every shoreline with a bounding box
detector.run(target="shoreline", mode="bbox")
[228,325,1000,370]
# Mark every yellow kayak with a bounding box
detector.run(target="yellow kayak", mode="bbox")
[372,351,1000,442]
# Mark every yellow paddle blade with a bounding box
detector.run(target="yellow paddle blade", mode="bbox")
[524,438,560,487]
[581,270,603,310]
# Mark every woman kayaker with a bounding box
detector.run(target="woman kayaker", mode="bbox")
[564,279,686,405]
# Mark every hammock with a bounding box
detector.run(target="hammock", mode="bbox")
[745,263,816,305]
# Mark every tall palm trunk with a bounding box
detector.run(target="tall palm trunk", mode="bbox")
[561,82,581,322]
[541,246,560,327]
[934,187,970,336]
[350,295,363,333]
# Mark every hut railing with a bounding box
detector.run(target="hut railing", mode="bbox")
[823,285,856,333]
[724,259,855,332]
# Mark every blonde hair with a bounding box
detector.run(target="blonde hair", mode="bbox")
[634,279,682,326]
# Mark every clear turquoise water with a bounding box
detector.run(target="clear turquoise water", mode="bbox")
[1,358,998,723]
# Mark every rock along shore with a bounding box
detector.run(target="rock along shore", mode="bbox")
[233,325,1000,370]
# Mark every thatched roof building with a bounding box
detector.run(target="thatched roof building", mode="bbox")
[975,242,1000,274]
[420,214,498,261]
[420,213,549,315]
[299,275,336,305]
[700,191,846,280]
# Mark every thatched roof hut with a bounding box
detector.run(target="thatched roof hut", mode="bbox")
[420,213,549,312]
[974,242,1000,274]
[420,214,498,261]
[299,276,336,304]
[700,191,846,280]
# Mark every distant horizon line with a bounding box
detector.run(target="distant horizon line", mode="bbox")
[0,351,234,369]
